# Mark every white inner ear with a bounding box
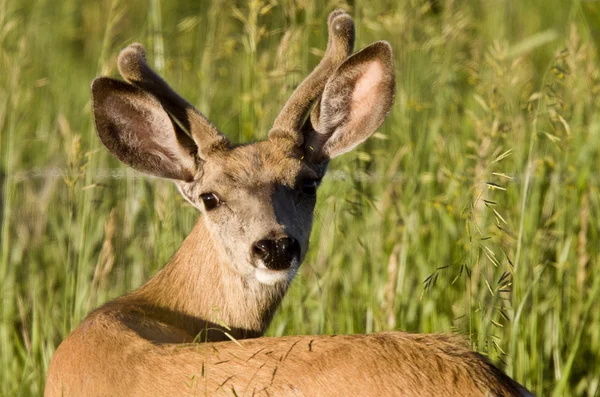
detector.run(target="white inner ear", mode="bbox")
[350,61,384,128]
[322,60,386,158]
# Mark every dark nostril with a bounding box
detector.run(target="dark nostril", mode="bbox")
[252,240,273,260]
[279,237,301,260]
[252,237,301,271]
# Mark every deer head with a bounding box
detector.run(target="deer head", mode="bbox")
[91,10,395,287]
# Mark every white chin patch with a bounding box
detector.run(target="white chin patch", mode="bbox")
[254,259,299,286]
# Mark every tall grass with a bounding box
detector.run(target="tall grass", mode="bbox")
[1,0,599,395]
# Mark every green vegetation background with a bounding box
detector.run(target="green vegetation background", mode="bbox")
[1,0,599,395]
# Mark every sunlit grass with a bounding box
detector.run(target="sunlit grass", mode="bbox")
[1,0,599,395]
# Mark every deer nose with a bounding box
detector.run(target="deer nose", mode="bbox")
[252,237,301,271]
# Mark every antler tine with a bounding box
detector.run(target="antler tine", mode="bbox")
[269,10,355,145]
[117,44,229,154]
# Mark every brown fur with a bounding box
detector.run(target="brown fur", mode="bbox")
[45,10,531,397]
[47,328,529,396]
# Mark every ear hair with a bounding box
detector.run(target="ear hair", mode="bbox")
[91,77,198,181]
[306,41,396,162]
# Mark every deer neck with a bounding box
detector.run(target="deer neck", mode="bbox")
[120,217,289,341]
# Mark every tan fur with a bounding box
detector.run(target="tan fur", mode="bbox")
[47,328,530,397]
[45,10,531,397]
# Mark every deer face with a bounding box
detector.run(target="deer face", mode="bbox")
[91,10,395,286]
[174,142,323,285]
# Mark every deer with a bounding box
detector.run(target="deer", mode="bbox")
[45,10,532,397]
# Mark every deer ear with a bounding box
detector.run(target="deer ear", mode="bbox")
[91,77,198,181]
[307,41,395,161]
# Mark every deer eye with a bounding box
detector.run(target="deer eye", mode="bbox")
[301,179,319,197]
[200,193,222,211]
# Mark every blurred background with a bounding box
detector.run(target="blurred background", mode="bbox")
[1,0,600,395]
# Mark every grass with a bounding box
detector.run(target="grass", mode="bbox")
[1,0,600,395]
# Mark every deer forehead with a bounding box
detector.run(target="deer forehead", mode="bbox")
[204,141,316,189]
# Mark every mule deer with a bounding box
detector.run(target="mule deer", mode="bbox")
[45,10,531,397]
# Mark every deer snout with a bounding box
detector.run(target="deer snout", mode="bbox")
[252,237,300,270]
